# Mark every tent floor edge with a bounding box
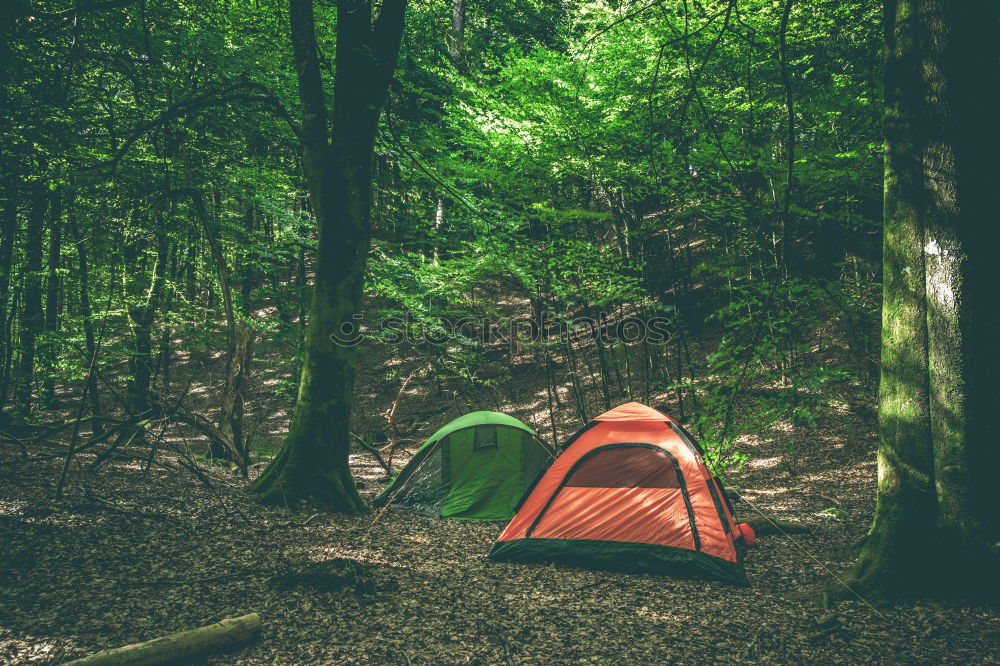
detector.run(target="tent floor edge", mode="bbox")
[488,538,747,586]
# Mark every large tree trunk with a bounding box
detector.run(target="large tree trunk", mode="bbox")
[13,184,46,421]
[254,0,406,512]
[922,1,1000,572]
[851,0,1000,600]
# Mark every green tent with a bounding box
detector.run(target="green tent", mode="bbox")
[372,411,556,520]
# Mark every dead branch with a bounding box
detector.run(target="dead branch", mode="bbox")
[350,431,392,476]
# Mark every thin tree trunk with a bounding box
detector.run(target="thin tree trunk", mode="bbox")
[296,245,307,330]
[67,197,103,438]
[593,323,611,411]
[13,185,46,421]
[124,213,166,444]
[192,189,251,472]
[447,0,464,69]
[562,332,588,423]
[158,241,177,389]
[184,232,197,304]
[42,189,62,405]
[0,192,16,409]
[432,198,443,265]
[777,0,795,280]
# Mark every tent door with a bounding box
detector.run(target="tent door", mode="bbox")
[525,443,701,551]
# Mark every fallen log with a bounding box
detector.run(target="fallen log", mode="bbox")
[67,613,261,665]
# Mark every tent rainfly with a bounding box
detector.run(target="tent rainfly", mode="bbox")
[372,411,556,521]
[489,402,755,584]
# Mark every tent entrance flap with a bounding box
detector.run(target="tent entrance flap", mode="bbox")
[442,426,523,518]
[372,412,553,521]
[525,443,699,551]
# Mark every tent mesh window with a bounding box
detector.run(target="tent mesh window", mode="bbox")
[387,425,549,519]
[474,425,498,450]
[387,436,451,516]
[565,446,681,488]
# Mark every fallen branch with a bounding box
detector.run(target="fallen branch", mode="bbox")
[87,420,156,471]
[350,432,392,476]
[67,613,261,665]
[812,492,842,507]
[153,396,247,472]
[169,429,252,526]
[0,418,133,468]
[271,512,320,530]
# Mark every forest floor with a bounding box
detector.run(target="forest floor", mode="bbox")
[2,282,998,664]
[2,406,999,665]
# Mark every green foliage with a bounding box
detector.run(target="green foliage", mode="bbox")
[2,0,883,477]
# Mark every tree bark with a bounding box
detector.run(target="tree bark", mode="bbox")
[921,0,1000,571]
[851,0,1000,600]
[254,0,407,512]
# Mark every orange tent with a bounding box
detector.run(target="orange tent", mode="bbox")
[489,402,754,584]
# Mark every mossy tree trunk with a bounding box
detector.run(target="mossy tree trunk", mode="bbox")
[922,0,1000,578]
[254,0,407,512]
[852,0,1000,600]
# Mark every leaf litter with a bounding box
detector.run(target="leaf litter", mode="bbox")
[1,412,999,665]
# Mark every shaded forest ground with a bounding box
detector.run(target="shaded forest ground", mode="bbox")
[2,375,999,663]
[1,260,997,664]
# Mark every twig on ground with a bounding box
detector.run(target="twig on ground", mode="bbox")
[168,428,252,526]
[271,512,320,530]
[351,432,392,476]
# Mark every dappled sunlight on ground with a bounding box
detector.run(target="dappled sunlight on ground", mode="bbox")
[1,438,997,664]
